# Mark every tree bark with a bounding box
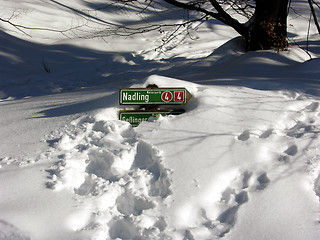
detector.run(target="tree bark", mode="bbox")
[246,0,289,50]
[163,0,289,51]
[308,0,320,34]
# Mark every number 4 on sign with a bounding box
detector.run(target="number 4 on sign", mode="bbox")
[174,91,184,102]
[161,91,173,103]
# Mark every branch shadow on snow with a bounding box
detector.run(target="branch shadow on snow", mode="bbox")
[164,37,320,96]
[49,0,120,27]
[1,27,320,108]
[81,0,195,27]
[72,0,320,96]
[0,29,166,101]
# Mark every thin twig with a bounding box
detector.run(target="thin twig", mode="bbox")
[308,0,320,34]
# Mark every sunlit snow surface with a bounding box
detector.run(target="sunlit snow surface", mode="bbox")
[1,1,320,240]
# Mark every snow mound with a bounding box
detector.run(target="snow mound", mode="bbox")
[1,1,320,239]
[38,74,320,239]
[134,77,320,239]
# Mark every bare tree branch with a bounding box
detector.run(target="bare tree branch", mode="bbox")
[1,0,316,51]
[209,0,247,36]
[308,0,320,34]
[312,0,320,9]
[162,0,247,37]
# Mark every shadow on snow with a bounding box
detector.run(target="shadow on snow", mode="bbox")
[1,28,320,104]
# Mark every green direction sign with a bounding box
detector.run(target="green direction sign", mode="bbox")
[120,88,192,105]
[119,110,185,126]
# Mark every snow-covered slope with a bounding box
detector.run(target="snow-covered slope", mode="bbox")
[1,1,320,240]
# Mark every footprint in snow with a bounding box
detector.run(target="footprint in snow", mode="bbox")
[284,144,298,156]
[305,102,319,111]
[256,172,270,190]
[45,117,172,239]
[217,190,249,230]
[286,121,308,138]
[286,102,319,138]
[259,129,273,139]
[202,171,252,237]
[278,144,298,163]
[187,170,271,238]
[238,130,250,141]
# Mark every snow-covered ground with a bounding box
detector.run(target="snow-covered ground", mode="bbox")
[1,1,320,239]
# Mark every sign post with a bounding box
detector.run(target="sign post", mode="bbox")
[119,87,192,126]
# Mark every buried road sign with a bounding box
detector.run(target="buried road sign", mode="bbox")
[120,88,192,105]
[119,86,192,126]
[119,110,185,126]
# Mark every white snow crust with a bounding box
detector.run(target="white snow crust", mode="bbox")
[1,0,320,239]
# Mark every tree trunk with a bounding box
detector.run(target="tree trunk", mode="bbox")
[246,0,289,51]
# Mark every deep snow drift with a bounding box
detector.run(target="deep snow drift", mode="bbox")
[1,1,320,240]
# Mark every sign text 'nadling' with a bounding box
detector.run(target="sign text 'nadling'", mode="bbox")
[119,87,192,126]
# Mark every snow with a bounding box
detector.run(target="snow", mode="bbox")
[1,0,320,239]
